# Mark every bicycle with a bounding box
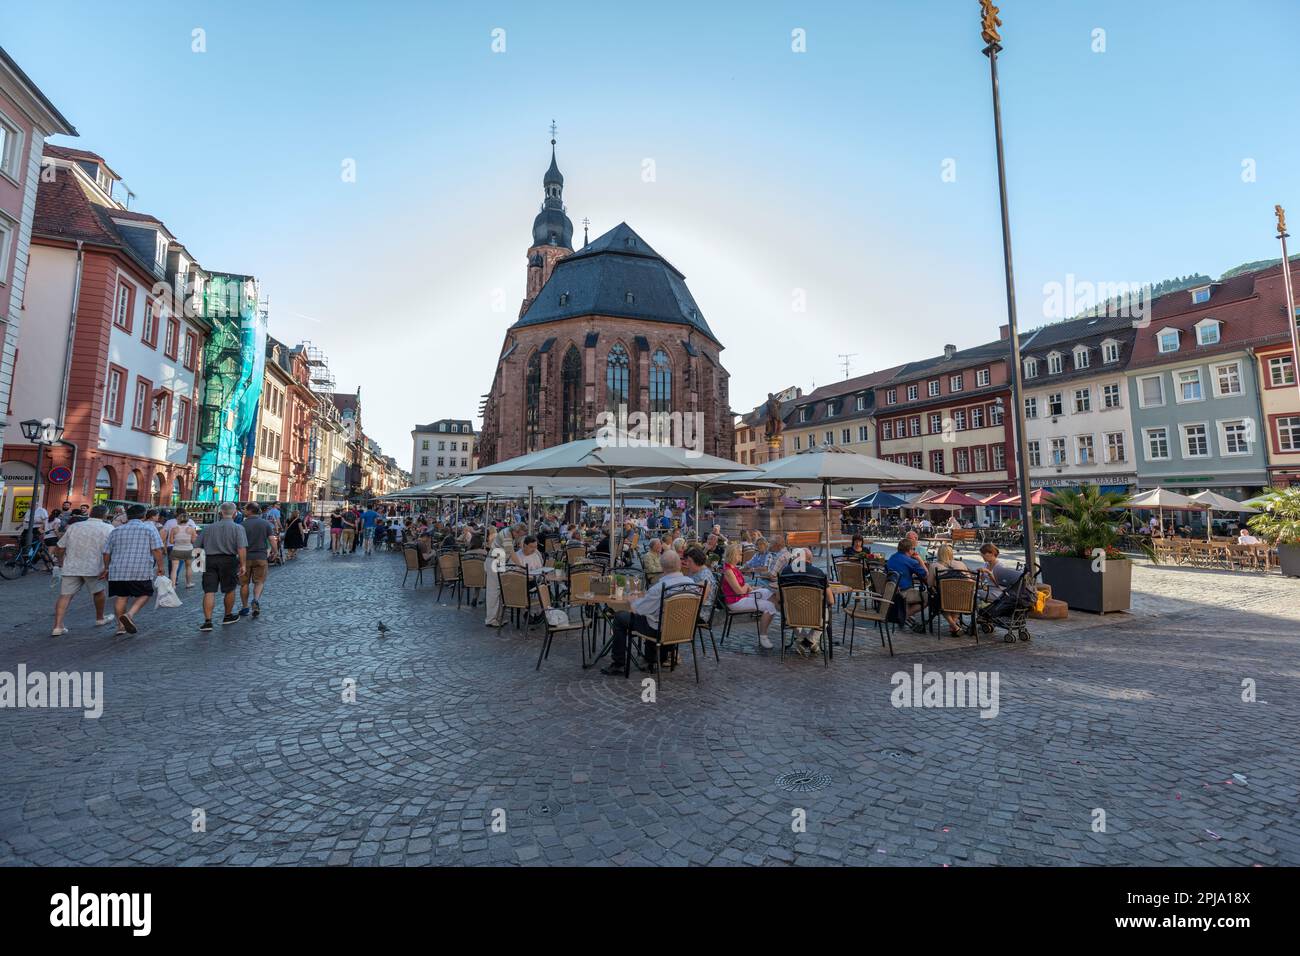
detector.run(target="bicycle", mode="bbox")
[0,537,55,579]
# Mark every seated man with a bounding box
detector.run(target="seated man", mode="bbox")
[602,550,693,675]
[885,537,929,629]
[776,548,834,655]
[641,537,664,576]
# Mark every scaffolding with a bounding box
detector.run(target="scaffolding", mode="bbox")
[194,274,266,501]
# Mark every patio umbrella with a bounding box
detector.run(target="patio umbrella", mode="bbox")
[848,490,906,510]
[467,434,750,561]
[777,496,804,509]
[1001,488,1054,506]
[760,445,950,572]
[1124,487,1197,537]
[1188,490,1258,541]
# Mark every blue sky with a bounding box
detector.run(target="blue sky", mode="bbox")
[6,0,1299,462]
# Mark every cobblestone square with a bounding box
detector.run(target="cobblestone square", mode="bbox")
[1,548,1296,866]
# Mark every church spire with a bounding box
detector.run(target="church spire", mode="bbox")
[531,121,573,250]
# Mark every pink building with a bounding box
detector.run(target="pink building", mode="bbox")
[0,47,76,530]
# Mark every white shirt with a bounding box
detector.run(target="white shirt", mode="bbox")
[514,548,544,573]
[56,518,114,577]
[1238,533,1261,545]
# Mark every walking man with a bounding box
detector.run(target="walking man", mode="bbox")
[340,506,357,554]
[50,504,115,636]
[360,503,379,555]
[101,504,165,636]
[238,502,273,618]
[196,502,248,632]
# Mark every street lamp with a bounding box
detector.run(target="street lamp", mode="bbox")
[217,464,234,502]
[979,0,1038,576]
[19,418,65,551]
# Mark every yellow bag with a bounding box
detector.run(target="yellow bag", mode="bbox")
[1033,588,1048,614]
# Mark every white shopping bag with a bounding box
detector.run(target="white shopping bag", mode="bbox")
[154,576,182,608]
[191,548,206,574]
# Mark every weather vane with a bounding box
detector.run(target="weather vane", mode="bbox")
[549,119,557,145]
[582,217,590,245]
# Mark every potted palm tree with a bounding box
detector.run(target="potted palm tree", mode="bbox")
[1246,488,1300,577]
[1038,486,1135,613]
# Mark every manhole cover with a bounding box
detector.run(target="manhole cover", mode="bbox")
[775,769,832,793]
[880,748,917,761]
[526,800,562,818]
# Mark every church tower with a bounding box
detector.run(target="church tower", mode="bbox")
[521,128,574,317]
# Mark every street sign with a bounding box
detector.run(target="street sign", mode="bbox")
[48,466,72,485]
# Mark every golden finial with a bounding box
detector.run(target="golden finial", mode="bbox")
[1276,204,1288,238]
[980,0,1002,46]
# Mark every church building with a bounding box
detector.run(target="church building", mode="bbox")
[476,140,731,465]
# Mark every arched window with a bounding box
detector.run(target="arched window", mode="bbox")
[125,470,141,502]
[151,473,163,504]
[524,352,542,452]
[172,477,184,505]
[649,349,672,443]
[605,344,629,413]
[94,466,115,504]
[561,346,583,443]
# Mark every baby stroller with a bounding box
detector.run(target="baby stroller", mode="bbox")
[975,568,1035,643]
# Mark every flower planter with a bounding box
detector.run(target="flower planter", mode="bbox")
[1280,544,1300,578]
[1039,554,1132,614]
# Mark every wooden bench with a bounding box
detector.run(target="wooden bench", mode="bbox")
[784,531,822,550]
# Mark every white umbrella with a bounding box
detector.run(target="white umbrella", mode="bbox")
[468,434,750,561]
[624,471,784,536]
[1188,490,1258,541]
[1125,487,1197,537]
[760,445,951,573]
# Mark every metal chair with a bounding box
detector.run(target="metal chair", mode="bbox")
[536,605,587,670]
[777,579,833,667]
[402,547,425,588]
[633,584,705,686]
[436,551,463,606]
[845,580,897,656]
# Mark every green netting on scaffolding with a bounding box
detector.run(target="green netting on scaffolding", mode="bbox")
[194,274,266,501]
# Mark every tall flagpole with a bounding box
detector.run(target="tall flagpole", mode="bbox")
[1276,205,1300,404]
[980,1,1037,577]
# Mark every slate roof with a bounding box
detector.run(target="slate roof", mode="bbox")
[887,339,1011,382]
[1017,314,1138,387]
[512,223,719,344]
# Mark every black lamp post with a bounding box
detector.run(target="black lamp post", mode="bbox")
[979,1,1038,576]
[19,418,64,552]
[217,464,234,502]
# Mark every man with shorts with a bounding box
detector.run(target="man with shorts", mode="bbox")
[50,504,115,636]
[360,504,379,555]
[340,506,357,554]
[101,504,166,635]
[239,502,273,618]
[196,502,248,632]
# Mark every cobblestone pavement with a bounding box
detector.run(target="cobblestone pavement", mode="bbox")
[1,546,1297,867]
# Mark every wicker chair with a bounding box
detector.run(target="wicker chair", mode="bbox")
[460,550,487,607]
[835,559,865,609]
[633,584,705,685]
[498,567,539,631]
[565,544,587,566]
[436,551,463,606]
[402,546,425,588]
[845,580,897,656]
[931,571,978,638]
[777,579,833,666]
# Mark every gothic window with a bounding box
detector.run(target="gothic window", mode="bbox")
[524,352,542,452]
[606,344,630,412]
[650,349,672,443]
[561,346,582,443]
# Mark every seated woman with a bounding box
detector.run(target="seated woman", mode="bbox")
[842,534,867,558]
[719,543,777,649]
[927,543,974,636]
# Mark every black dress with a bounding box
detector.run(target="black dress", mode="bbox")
[284,515,306,550]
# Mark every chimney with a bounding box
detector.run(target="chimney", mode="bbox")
[943,344,956,360]
[999,324,1010,341]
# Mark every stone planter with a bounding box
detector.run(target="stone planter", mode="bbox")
[1039,554,1132,614]
[1279,543,1300,578]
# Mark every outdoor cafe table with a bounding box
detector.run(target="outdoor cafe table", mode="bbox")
[571,591,633,669]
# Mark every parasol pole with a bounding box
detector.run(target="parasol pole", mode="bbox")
[527,485,534,536]
[824,479,833,575]
[694,487,700,540]
[609,473,618,568]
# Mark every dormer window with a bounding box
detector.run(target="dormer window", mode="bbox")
[1047,352,1063,374]
[1024,357,1038,378]
[1101,339,1119,363]
[1190,285,1211,305]
[1073,346,1090,369]
[1158,329,1180,353]
[1195,318,1221,346]
[799,406,812,423]
[625,290,635,304]
[558,292,569,306]
[154,233,168,271]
